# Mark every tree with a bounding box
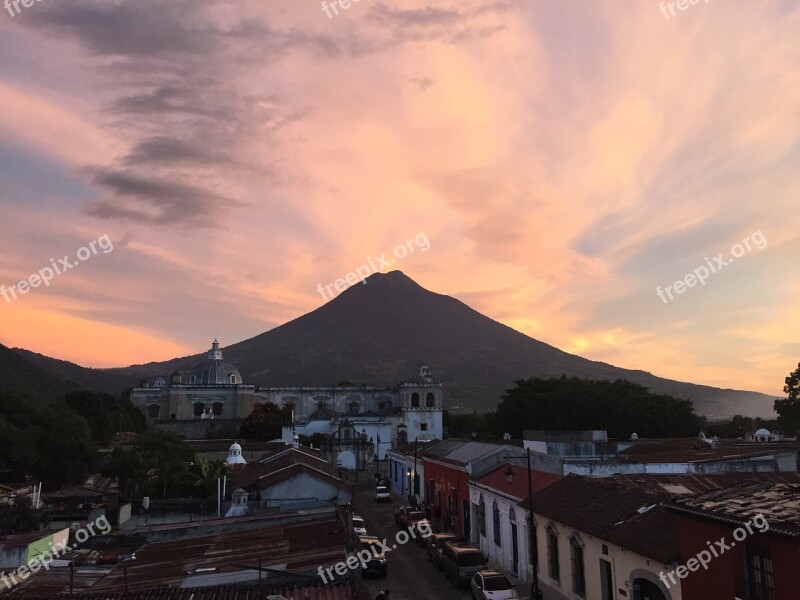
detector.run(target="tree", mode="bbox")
[104,431,194,500]
[0,495,46,536]
[0,390,95,489]
[63,391,146,443]
[491,376,704,439]
[240,403,285,441]
[190,456,229,500]
[775,362,800,436]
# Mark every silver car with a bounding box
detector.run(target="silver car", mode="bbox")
[470,570,518,600]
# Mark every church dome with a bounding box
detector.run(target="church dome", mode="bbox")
[189,340,243,385]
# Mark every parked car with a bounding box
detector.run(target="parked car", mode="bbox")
[394,505,417,527]
[427,532,458,568]
[375,485,391,503]
[413,519,433,547]
[440,542,488,588]
[470,570,518,600]
[352,515,368,537]
[358,536,388,578]
[396,507,425,530]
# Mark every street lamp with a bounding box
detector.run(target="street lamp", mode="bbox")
[504,447,544,600]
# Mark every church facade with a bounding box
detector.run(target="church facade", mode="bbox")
[130,340,443,454]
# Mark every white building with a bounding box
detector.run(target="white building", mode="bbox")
[279,364,444,461]
[469,473,695,600]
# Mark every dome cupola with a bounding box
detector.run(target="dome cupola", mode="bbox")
[189,340,243,385]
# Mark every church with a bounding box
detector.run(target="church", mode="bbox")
[130,340,443,456]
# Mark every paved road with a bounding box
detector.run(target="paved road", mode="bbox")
[353,485,472,600]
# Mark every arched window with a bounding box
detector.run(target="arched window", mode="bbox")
[348,401,359,414]
[570,534,586,597]
[193,402,205,417]
[479,495,486,536]
[212,402,224,416]
[493,501,502,546]
[546,523,560,582]
[411,393,420,408]
[147,404,160,419]
[230,374,236,384]
[426,392,435,408]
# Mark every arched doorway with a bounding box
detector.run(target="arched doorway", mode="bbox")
[632,576,668,600]
[337,450,356,470]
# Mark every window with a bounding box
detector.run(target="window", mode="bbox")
[421,423,428,431]
[745,546,775,600]
[212,402,224,416]
[193,402,204,417]
[493,501,502,546]
[230,374,236,384]
[547,526,560,582]
[570,536,586,597]
[426,392,435,407]
[411,393,420,408]
[479,496,486,536]
[147,404,160,418]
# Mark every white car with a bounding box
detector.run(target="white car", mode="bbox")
[375,485,391,502]
[471,570,518,600]
[352,515,368,537]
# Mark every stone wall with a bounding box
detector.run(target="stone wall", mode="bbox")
[153,418,242,439]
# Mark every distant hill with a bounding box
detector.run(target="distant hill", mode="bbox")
[5,271,777,418]
[0,343,80,401]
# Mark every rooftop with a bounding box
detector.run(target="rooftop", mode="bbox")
[668,480,800,538]
[6,518,350,596]
[614,438,795,464]
[7,582,364,600]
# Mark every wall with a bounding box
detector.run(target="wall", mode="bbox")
[423,459,470,537]
[259,473,350,510]
[532,516,681,600]
[154,418,241,439]
[675,514,800,599]
[467,491,683,600]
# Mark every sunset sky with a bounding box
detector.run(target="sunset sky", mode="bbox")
[0,0,798,396]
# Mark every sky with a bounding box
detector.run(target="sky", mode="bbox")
[0,0,798,396]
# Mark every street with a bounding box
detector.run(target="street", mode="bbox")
[353,485,472,600]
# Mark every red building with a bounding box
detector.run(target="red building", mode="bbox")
[667,480,800,600]
[421,440,527,537]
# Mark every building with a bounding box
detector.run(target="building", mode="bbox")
[420,440,521,537]
[131,342,444,457]
[232,445,352,511]
[2,517,358,596]
[523,475,684,600]
[278,364,444,459]
[386,439,442,504]
[130,340,255,424]
[468,463,562,580]
[667,479,800,599]
[522,431,799,476]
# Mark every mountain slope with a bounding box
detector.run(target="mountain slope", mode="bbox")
[8,271,777,417]
[0,343,81,401]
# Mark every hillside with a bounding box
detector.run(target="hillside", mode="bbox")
[6,272,777,417]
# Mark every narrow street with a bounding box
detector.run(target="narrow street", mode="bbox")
[353,485,472,600]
